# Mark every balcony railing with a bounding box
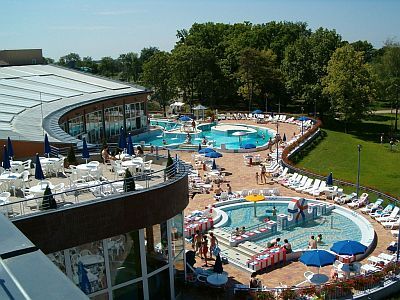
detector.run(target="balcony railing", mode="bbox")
[1,157,188,220]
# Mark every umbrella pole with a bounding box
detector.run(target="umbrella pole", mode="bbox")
[254,202,257,217]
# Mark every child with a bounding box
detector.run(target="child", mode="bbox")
[255,172,259,185]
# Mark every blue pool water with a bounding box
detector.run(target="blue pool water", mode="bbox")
[147,119,272,149]
[221,202,362,250]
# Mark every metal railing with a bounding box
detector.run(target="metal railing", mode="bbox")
[1,158,188,220]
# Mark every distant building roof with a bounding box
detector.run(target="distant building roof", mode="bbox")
[0,64,147,142]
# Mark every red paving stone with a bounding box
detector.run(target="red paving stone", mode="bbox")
[164,120,393,295]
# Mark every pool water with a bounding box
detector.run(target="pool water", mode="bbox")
[147,119,272,149]
[221,203,362,250]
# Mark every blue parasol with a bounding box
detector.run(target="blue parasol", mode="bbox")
[298,116,309,122]
[213,253,224,274]
[34,154,45,181]
[252,109,263,114]
[7,137,14,159]
[205,151,223,158]
[179,115,192,122]
[212,159,217,170]
[44,134,51,157]
[283,133,287,142]
[330,240,367,256]
[127,133,134,156]
[326,172,333,186]
[78,261,92,294]
[118,128,127,149]
[198,148,215,154]
[81,137,90,163]
[299,250,336,267]
[198,143,202,151]
[243,143,256,149]
[2,146,11,170]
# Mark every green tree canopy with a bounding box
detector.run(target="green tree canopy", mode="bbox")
[323,45,375,132]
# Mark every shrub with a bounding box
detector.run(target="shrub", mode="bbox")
[67,145,77,165]
[123,169,136,192]
[166,151,175,178]
[41,185,57,210]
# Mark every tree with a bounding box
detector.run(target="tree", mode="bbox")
[376,42,400,131]
[140,47,160,65]
[67,145,77,165]
[81,56,98,73]
[58,53,81,69]
[166,151,175,178]
[44,57,55,64]
[236,48,280,111]
[142,51,176,116]
[118,52,141,82]
[322,45,375,132]
[123,169,136,192]
[41,185,57,210]
[98,56,118,77]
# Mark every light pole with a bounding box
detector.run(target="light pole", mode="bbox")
[356,145,362,199]
[276,120,279,162]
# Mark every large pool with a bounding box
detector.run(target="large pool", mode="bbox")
[220,202,363,250]
[146,119,273,150]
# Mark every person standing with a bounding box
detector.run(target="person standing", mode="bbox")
[209,232,219,259]
[194,230,203,256]
[202,237,209,266]
[255,172,260,185]
[250,272,260,288]
[260,165,267,184]
[272,206,277,217]
[227,183,233,195]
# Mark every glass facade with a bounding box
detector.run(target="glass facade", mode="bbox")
[68,116,85,138]
[48,214,184,300]
[86,110,104,143]
[61,99,148,144]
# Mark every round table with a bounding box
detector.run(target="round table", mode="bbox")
[76,164,98,171]
[206,274,228,286]
[29,183,55,195]
[307,273,329,285]
[40,158,60,165]
[0,172,21,180]
[79,255,104,266]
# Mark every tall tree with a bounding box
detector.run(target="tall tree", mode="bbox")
[98,56,118,77]
[140,47,160,64]
[118,52,141,82]
[58,53,81,68]
[142,51,176,116]
[322,45,375,132]
[377,42,400,131]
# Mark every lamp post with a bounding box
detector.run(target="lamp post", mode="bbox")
[276,120,279,162]
[356,145,362,199]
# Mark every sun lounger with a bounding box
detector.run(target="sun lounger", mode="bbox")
[311,181,327,196]
[273,167,288,181]
[290,176,308,190]
[279,172,298,184]
[283,174,302,187]
[348,193,369,209]
[376,206,399,223]
[333,192,357,205]
[360,199,383,214]
[369,204,394,219]
[305,179,321,195]
[296,178,313,192]
[382,217,400,229]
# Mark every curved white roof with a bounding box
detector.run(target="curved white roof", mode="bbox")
[0,65,146,142]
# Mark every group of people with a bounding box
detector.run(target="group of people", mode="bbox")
[255,164,269,184]
[214,183,232,197]
[308,234,323,249]
[101,144,144,163]
[265,237,292,254]
[192,230,219,267]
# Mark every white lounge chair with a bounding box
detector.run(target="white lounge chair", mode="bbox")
[279,172,298,184]
[311,181,326,197]
[369,204,394,219]
[273,167,288,181]
[382,218,400,229]
[296,178,313,192]
[283,174,302,187]
[376,206,400,223]
[360,199,383,214]
[305,179,321,195]
[348,193,369,209]
[290,176,308,190]
[333,192,357,205]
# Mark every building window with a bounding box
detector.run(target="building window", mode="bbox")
[68,116,85,138]
[112,281,143,300]
[145,222,169,274]
[148,268,171,300]
[104,105,124,139]
[86,110,103,143]
[108,231,142,286]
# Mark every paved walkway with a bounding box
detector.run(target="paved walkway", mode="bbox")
[167,119,394,292]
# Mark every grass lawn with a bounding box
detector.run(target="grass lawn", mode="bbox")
[296,114,400,198]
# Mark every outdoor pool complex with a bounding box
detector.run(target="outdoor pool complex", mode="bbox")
[144,119,273,150]
[220,202,364,250]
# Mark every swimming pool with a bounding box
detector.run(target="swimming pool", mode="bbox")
[146,119,273,150]
[219,202,363,250]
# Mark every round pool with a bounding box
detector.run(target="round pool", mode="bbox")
[145,119,273,150]
[216,200,374,251]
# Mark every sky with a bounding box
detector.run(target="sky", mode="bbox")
[1,0,400,60]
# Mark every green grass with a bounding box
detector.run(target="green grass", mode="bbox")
[296,114,400,198]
